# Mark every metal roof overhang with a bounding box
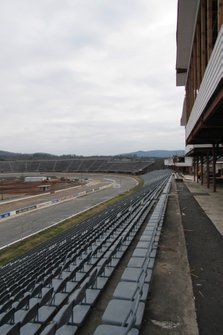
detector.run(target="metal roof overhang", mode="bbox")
[185,144,223,157]
[186,80,223,145]
[176,0,200,86]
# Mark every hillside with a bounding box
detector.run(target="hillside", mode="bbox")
[0,149,184,160]
[121,150,184,158]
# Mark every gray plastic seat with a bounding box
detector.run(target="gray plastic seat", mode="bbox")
[121,268,152,283]
[132,248,149,258]
[29,288,54,309]
[93,324,139,335]
[136,240,152,249]
[49,301,78,335]
[0,322,21,335]
[102,299,145,328]
[56,284,91,328]
[19,303,41,335]
[0,307,15,326]
[39,323,56,335]
[113,282,149,302]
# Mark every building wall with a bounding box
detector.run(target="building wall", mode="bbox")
[183,0,223,124]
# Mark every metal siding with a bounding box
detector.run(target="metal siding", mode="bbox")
[185,26,223,140]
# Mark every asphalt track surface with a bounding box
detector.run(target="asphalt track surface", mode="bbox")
[0,174,137,249]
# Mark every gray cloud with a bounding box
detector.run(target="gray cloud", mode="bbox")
[0,0,185,156]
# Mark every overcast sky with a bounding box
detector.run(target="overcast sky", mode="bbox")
[0,0,185,156]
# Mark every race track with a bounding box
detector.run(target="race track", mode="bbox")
[0,173,137,249]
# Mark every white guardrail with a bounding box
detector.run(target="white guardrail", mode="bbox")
[0,184,113,221]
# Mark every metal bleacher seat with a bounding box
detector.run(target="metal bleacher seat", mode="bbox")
[54,300,78,334]
[18,302,41,335]
[13,295,31,323]
[39,323,57,335]
[0,307,16,330]
[51,282,91,332]
[0,299,13,315]
[41,301,77,335]
[80,268,100,306]
[97,290,143,334]
[29,287,54,309]
[0,285,55,334]
[113,270,149,303]
[0,293,11,312]
[0,321,21,335]
[93,324,138,335]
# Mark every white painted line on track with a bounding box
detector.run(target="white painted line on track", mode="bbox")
[0,198,110,251]
[0,184,112,222]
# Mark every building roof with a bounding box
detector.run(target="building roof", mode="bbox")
[185,144,223,157]
[176,0,200,86]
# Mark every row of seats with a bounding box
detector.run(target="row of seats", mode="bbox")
[0,171,166,277]
[93,178,171,335]
[39,198,160,335]
[0,159,153,174]
[0,199,154,334]
[0,171,172,334]
[0,175,165,287]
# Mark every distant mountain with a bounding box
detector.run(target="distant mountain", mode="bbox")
[0,150,19,158]
[0,150,57,160]
[121,150,184,158]
[0,149,185,160]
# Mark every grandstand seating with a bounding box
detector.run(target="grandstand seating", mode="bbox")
[0,170,171,335]
[0,158,154,175]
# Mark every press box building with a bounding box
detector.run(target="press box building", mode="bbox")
[176,0,223,191]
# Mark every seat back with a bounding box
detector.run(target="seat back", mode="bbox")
[21,302,39,326]
[31,283,43,299]
[41,288,54,306]
[87,268,98,289]
[0,307,15,326]
[75,284,87,305]
[5,322,21,335]
[42,323,56,335]
[57,300,74,328]
[15,294,30,311]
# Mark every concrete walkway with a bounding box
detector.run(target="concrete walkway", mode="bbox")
[142,176,223,334]
[177,179,223,335]
[183,176,223,235]
[141,179,199,335]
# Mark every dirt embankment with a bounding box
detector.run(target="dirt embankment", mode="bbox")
[0,178,83,201]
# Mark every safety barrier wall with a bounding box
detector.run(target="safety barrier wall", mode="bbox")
[0,184,112,221]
